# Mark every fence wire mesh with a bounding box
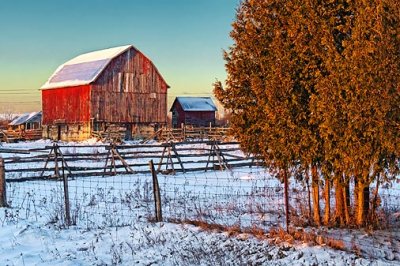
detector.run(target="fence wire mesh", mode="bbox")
[4,179,65,225]
[4,165,285,230]
[158,166,285,230]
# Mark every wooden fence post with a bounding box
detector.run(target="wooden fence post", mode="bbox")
[0,157,8,207]
[62,160,71,226]
[149,160,162,222]
[54,143,60,178]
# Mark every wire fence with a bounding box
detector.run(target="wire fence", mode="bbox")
[0,141,399,260]
[157,166,284,230]
[1,141,270,229]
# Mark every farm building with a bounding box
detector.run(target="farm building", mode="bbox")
[41,45,169,141]
[8,111,42,131]
[5,111,43,141]
[170,97,217,128]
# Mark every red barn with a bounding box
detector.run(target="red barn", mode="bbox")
[170,97,217,128]
[41,45,169,141]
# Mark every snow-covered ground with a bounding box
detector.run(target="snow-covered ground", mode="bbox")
[0,140,399,265]
[0,222,385,265]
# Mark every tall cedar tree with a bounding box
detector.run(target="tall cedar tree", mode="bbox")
[313,0,400,226]
[214,0,328,226]
[215,0,400,227]
[311,0,355,226]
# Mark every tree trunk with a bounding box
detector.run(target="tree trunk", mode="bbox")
[355,179,370,226]
[342,182,350,225]
[311,164,321,226]
[306,169,312,220]
[345,181,350,209]
[324,179,330,225]
[334,179,344,226]
[370,175,380,221]
[354,178,358,211]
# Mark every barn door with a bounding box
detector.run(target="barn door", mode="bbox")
[57,125,61,141]
[125,123,132,140]
[172,111,178,128]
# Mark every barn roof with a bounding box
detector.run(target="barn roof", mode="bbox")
[171,97,217,112]
[9,111,42,126]
[41,45,169,90]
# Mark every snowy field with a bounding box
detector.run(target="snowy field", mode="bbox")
[0,140,399,265]
[0,222,384,265]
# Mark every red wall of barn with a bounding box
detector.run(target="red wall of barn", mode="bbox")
[183,111,216,126]
[42,85,91,124]
[171,101,215,127]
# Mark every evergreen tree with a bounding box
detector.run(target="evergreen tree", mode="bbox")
[314,0,400,226]
[215,0,400,227]
[214,0,328,225]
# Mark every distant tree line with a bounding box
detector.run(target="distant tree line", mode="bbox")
[214,0,400,227]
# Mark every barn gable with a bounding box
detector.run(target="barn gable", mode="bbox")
[41,45,168,90]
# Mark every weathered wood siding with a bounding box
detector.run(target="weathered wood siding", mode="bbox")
[91,47,168,124]
[41,85,91,125]
[171,102,216,128]
[184,111,215,127]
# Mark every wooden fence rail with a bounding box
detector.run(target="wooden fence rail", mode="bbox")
[0,129,42,143]
[156,127,231,142]
[1,141,261,182]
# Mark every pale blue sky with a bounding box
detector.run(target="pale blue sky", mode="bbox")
[0,0,239,112]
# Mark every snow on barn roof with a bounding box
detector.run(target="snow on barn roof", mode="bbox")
[41,45,133,90]
[9,111,42,126]
[172,97,217,112]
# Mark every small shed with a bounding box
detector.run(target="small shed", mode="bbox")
[8,111,42,131]
[7,111,42,141]
[170,97,217,128]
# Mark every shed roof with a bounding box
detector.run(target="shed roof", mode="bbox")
[171,97,217,112]
[9,111,42,126]
[41,45,169,90]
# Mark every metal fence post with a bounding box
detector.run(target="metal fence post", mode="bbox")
[0,157,8,207]
[149,160,162,222]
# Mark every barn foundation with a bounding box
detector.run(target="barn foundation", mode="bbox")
[43,122,164,142]
[43,123,91,142]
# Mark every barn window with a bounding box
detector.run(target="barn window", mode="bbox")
[149,92,156,99]
[118,72,124,93]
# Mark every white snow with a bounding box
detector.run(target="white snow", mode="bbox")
[8,111,41,126]
[174,97,217,111]
[0,140,399,265]
[240,173,256,180]
[0,222,381,265]
[65,45,132,65]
